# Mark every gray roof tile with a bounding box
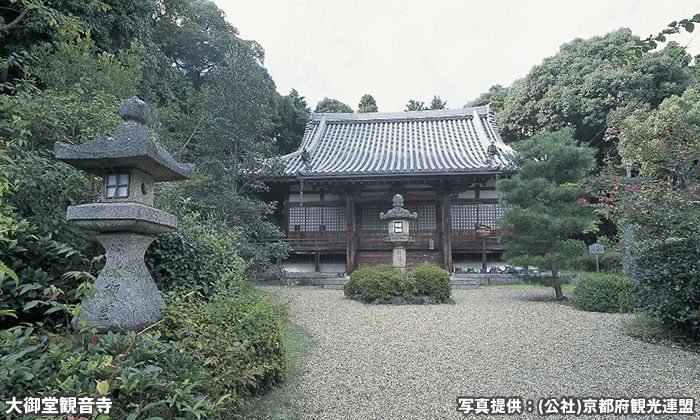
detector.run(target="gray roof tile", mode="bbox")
[281,105,514,178]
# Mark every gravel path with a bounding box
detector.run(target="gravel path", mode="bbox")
[264,286,700,420]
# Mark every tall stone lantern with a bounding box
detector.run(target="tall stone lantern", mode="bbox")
[54,97,195,332]
[380,194,418,274]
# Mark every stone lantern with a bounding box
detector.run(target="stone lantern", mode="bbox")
[54,97,194,332]
[380,194,417,274]
[476,224,491,273]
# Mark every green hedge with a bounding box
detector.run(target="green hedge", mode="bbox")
[146,213,245,298]
[571,273,635,313]
[359,264,404,303]
[344,264,452,304]
[631,237,700,338]
[408,264,452,303]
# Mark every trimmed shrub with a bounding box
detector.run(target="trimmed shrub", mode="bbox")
[344,264,452,304]
[564,251,623,273]
[408,264,452,303]
[631,237,700,338]
[343,265,367,297]
[571,273,634,313]
[357,264,403,304]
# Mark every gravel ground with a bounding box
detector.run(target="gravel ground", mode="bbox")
[263,286,700,420]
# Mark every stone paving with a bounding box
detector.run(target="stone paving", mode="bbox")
[264,286,700,420]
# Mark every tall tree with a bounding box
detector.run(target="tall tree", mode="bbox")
[405,99,425,111]
[497,128,597,299]
[497,29,694,148]
[465,85,508,112]
[357,94,378,113]
[315,97,353,113]
[151,0,259,90]
[429,95,446,110]
[272,88,310,155]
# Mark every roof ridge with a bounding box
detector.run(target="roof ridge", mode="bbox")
[309,105,492,123]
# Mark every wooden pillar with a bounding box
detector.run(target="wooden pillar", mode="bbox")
[346,196,355,274]
[442,194,453,272]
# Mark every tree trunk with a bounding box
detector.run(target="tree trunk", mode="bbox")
[551,261,564,300]
[553,284,564,300]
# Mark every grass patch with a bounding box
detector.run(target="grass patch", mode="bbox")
[243,322,317,420]
[621,312,700,353]
[621,312,668,342]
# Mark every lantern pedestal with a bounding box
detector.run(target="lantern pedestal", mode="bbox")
[74,232,165,332]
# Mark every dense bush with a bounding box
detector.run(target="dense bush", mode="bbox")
[0,219,102,329]
[146,212,245,298]
[158,272,288,405]
[342,266,366,297]
[554,239,623,273]
[1,267,288,419]
[571,273,634,313]
[344,264,452,304]
[631,237,700,338]
[408,264,452,303]
[357,264,403,303]
[0,326,229,420]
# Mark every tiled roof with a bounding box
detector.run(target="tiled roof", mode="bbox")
[280,105,515,178]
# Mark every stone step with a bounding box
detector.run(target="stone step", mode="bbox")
[281,273,481,290]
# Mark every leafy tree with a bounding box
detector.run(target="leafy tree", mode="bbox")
[405,99,425,111]
[271,88,309,155]
[151,0,258,90]
[596,84,700,242]
[621,13,700,64]
[429,95,446,110]
[174,39,288,280]
[497,29,694,149]
[314,97,353,113]
[465,84,508,112]
[0,35,141,151]
[357,93,378,113]
[497,128,597,299]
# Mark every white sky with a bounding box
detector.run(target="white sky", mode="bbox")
[214,0,700,113]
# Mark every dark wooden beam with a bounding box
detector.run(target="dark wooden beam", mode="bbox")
[346,196,355,274]
[442,194,453,272]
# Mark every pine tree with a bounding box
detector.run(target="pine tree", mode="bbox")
[497,128,597,299]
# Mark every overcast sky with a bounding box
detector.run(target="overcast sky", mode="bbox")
[214,0,700,113]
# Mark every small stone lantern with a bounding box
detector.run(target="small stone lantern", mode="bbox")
[55,97,194,332]
[476,224,491,273]
[380,194,417,274]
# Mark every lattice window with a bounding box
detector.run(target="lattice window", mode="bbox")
[289,207,304,231]
[407,204,436,230]
[477,203,504,228]
[451,204,478,229]
[323,207,346,231]
[288,206,347,232]
[451,203,505,229]
[361,205,384,230]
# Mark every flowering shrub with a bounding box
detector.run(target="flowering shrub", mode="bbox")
[596,85,700,241]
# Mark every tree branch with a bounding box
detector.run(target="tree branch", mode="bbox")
[0,6,30,32]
